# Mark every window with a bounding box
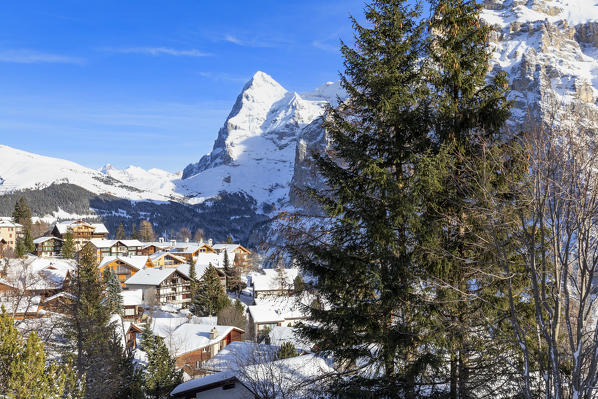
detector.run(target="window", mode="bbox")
[195,360,202,369]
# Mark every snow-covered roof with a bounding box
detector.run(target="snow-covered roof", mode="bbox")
[54,220,108,235]
[88,239,143,248]
[176,263,220,280]
[269,326,312,352]
[33,236,62,244]
[98,255,148,271]
[0,294,41,314]
[124,267,181,287]
[120,289,144,306]
[212,243,249,253]
[253,294,311,320]
[149,317,243,357]
[0,256,76,291]
[142,242,173,250]
[172,354,333,398]
[195,252,235,269]
[203,341,278,372]
[252,268,300,292]
[248,305,285,324]
[0,219,22,229]
[171,371,236,396]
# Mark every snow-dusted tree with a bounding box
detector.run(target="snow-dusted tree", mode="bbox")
[0,307,83,398]
[139,220,155,242]
[115,223,126,240]
[277,342,297,360]
[217,299,247,330]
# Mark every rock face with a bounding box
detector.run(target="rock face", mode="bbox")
[482,0,598,129]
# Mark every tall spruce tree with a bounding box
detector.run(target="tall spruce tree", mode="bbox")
[12,197,32,231]
[223,250,242,295]
[420,0,517,396]
[130,223,139,240]
[143,334,183,399]
[104,268,124,316]
[61,231,76,259]
[290,1,437,396]
[191,264,230,317]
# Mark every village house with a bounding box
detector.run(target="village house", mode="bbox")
[247,294,312,340]
[98,255,148,286]
[0,238,7,257]
[33,236,63,257]
[124,266,192,308]
[169,241,217,262]
[140,240,173,256]
[147,251,186,268]
[212,243,252,272]
[120,289,144,320]
[0,218,24,252]
[124,322,144,350]
[251,268,300,299]
[84,239,143,261]
[143,317,245,380]
[51,220,109,250]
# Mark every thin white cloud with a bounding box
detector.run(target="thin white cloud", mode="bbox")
[0,49,85,64]
[222,34,283,48]
[104,47,212,57]
[312,40,339,53]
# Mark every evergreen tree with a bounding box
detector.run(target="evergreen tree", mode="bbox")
[191,264,230,316]
[293,274,305,294]
[0,307,82,398]
[226,235,234,244]
[12,196,32,231]
[115,223,126,240]
[277,342,298,360]
[15,238,26,258]
[61,231,76,259]
[224,250,243,295]
[188,258,198,300]
[289,0,443,395]
[104,268,124,316]
[420,0,517,395]
[130,223,139,240]
[143,335,183,399]
[62,244,135,398]
[23,227,35,253]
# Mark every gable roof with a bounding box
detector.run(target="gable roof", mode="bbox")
[98,255,148,271]
[212,243,250,253]
[54,220,108,235]
[252,268,300,292]
[88,239,143,249]
[124,267,187,286]
[33,236,63,244]
[0,219,22,229]
[148,251,186,263]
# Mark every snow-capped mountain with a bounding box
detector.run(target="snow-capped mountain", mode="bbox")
[180,71,342,208]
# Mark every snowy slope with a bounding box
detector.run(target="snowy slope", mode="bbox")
[180,71,344,207]
[99,164,182,199]
[0,145,182,201]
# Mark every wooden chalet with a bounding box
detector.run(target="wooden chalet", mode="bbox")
[0,219,24,252]
[169,242,217,262]
[98,256,147,287]
[33,236,63,257]
[125,323,144,350]
[124,267,192,308]
[52,220,109,250]
[84,239,144,261]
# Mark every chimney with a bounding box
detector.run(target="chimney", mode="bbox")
[208,239,213,246]
[209,327,218,340]
[184,237,189,243]
[158,237,164,243]
[170,239,176,246]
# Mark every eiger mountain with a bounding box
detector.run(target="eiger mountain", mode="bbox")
[1,0,597,246]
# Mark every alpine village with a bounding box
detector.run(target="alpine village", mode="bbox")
[2,0,598,398]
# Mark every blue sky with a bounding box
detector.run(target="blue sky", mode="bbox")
[0,0,366,172]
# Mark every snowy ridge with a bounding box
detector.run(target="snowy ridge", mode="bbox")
[0,145,182,201]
